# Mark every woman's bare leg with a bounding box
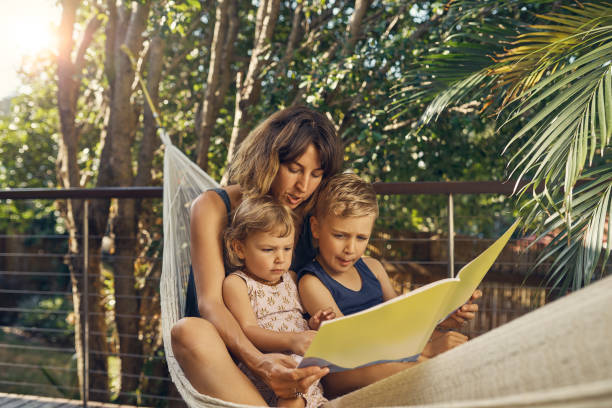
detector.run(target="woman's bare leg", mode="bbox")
[322,361,417,398]
[171,317,267,405]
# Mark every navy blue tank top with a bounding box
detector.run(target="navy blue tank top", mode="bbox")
[184,188,316,317]
[298,258,383,316]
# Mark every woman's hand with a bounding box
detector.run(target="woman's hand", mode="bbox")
[290,330,317,355]
[439,289,482,329]
[308,307,336,330]
[254,353,329,398]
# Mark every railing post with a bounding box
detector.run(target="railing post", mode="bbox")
[82,200,89,407]
[448,193,454,278]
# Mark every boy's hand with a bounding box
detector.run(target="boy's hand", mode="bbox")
[439,289,482,329]
[422,330,468,358]
[308,307,336,330]
[291,330,317,355]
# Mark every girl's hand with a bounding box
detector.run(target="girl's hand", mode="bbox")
[308,307,336,330]
[254,353,329,398]
[291,330,317,355]
[439,289,482,329]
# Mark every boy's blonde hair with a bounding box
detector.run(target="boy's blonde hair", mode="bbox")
[224,196,296,270]
[314,172,379,219]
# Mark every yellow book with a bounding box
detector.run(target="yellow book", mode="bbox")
[299,220,520,372]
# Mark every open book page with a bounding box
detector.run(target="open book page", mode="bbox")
[437,220,521,319]
[299,220,520,372]
[302,280,456,371]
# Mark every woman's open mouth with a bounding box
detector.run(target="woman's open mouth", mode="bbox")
[286,193,303,206]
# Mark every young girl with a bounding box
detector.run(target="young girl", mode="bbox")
[222,196,334,408]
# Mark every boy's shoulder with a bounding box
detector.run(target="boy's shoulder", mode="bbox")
[297,271,329,296]
[361,256,386,279]
[296,258,322,280]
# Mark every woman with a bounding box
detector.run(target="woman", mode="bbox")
[171,106,344,405]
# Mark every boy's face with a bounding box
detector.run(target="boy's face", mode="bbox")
[311,213,375,275]
[235,226,294,283]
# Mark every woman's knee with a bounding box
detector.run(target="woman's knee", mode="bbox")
[171,317,220,355]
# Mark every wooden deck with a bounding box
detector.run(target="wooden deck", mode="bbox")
[0,393,143,408]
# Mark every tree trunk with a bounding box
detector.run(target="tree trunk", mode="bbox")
[226,0,280,164]
[57,0,108,399]
[102,2,152,401]
[196,0,238,170]
[135,34,164,188]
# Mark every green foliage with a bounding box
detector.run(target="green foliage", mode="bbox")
[18,296,74,346]
[393,1,612,291]
[0,66,59,235]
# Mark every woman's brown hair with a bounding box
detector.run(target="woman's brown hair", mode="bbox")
[226,106,343,212]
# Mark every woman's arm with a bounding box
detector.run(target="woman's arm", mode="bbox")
[223,274,316,355]
[190,189,264,367]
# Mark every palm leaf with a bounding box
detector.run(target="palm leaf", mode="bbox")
[392,2,612,293]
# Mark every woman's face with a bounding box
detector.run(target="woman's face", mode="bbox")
[270,143,324,209]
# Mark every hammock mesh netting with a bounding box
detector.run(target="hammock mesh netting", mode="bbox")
[158,132,612,407]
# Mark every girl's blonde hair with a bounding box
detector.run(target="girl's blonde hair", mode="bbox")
[226,106,343,214]
[315,172,379,219]
[224,196,296,270]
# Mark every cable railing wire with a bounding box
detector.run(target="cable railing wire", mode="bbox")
[0,379,80,392]
[89,369,171,382]
[0,325,74,335]
[89,350,165,360]
[0,361,77,373]
[0,343,75,353]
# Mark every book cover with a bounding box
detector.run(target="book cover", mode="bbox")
[299,220,520,372]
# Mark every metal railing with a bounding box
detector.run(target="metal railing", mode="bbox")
[0,182,564,406]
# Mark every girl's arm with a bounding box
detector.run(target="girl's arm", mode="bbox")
[362,257,398,301]
[223,274,315,355]
[298,274,344,318]
[190,189,326,384]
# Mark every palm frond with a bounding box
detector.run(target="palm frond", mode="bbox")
[391,2,612,293]
[523,162,612,291]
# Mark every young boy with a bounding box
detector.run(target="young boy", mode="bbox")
[298,172,480,397]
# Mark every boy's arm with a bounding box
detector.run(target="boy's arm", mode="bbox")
[222,274,315,355]
[362,257,398,301]
[298,274,344,318]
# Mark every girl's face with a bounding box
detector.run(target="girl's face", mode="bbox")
[270,144,324,209]
[235,226,294,283]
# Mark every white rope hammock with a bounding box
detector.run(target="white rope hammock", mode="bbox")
[158,132,612,407]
